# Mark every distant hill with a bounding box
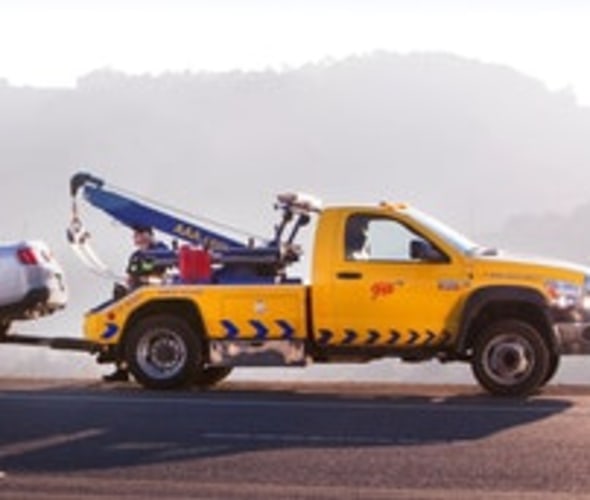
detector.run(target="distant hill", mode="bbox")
[483,203,590,264]
[2,52,590,379]
[2,52,590,238]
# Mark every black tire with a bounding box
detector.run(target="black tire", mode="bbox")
[194,367,233,389]
[0,319,10,339]
[541,351,560,386]
[471,319,551,397]
[125,314,201,390]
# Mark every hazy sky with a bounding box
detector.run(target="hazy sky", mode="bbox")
[1,1,589,104]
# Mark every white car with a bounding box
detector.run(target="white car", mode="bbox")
[0,241,68,335]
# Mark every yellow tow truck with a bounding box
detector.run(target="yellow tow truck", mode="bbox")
[64,173,590,396]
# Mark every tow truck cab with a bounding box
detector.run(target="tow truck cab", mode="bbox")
[82,198,590,396]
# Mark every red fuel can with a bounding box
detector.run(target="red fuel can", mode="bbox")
[178,245,212,283]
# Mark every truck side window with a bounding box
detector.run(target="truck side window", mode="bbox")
[345,215,441,262]
[345,215,371,260]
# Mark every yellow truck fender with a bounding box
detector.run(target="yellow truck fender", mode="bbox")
[455,285,556,356]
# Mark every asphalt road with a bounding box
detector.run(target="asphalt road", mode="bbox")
[2,380,590,499]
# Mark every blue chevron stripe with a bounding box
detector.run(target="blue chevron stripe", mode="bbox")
[250,320,269,340]
[276,320,295,339]
[318,329,333,344]
[388,330,401,345]
[221,320,240,339]
[407,330,420,345]
[101,323,119,340]
[367,330,380,345]
[343,330,357,345]
[424,330,436,346]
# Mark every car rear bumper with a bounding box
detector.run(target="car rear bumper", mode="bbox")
[0,285,66,321]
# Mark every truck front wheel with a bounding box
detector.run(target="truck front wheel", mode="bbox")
[471,319,551,397]
[125,315,200,390]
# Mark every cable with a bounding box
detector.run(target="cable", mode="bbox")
[67,215,125,282]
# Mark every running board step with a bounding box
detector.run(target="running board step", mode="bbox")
[209,339,306,367]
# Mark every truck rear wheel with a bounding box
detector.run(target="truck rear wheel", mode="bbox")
[125,315,201,390]
[194,367,233,388]
[541,351,560,386]
[471,319,551,397]
[0,319,9,338]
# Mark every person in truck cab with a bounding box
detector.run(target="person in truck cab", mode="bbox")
[104,225,170,382]
[345,215,371,260]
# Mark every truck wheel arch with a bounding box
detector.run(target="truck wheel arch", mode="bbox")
[457,286,556,356]
[119,299,207,357]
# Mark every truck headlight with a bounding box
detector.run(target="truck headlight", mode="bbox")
[545,279,583,310]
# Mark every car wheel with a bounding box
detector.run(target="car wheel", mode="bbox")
[471,319,551,397]
[194,367,233,388]
[125,314,200,390]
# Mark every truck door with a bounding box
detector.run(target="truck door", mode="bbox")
[316,213,467,349]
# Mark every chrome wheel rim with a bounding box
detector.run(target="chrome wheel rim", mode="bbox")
[482,333,534,386]
[136,327,187,380]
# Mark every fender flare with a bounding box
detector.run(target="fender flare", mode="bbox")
[119,298,207,353]
[456,285,554,354]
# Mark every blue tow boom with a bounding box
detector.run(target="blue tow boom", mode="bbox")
[70,172,245,251]
[68,172,316,284]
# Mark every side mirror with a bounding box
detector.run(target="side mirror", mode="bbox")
[410,239,446,262]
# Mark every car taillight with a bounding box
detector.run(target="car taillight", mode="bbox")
[17,247,39,265]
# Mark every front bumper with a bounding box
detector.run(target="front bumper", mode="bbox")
[554,305,590,354]
[550,276,590,354]
[555,322,590,354]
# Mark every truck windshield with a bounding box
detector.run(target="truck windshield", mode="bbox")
[405,208,486,255]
